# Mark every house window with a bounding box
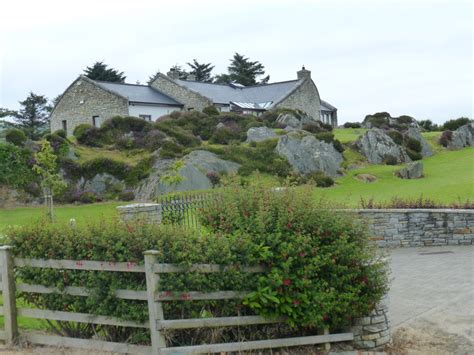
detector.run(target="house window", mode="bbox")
[61,120,67,134]
[92,115,99,127]
[139,114,152,121]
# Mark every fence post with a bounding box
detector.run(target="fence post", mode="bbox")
[0,246,18,345]
[144,250,166,355]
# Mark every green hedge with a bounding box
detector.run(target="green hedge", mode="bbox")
[0,143,36,188]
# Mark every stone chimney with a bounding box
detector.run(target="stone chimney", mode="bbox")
[187,73,196,81]
[167,68,180,80]
[297,66,311,80]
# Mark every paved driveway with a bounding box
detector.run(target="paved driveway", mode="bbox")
[388,245,474,354]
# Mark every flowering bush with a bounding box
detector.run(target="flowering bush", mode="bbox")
[199,184,388,329]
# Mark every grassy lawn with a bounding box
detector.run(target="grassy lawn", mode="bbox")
[0,202,123,234]
[74,144,150,165]
[333,128,367,143]
[315,147,474,206]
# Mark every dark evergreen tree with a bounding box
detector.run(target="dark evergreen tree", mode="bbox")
[213,73,232,84]
[83,61,126,82]
[13,92,51,139]
[147,70,160,84]
[225,53,268,86]
[186,59,214,82]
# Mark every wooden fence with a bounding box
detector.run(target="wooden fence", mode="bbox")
[0,246,354,354]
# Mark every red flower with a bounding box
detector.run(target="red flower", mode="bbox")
[323,314,329,321]
[283,279,291,286]
[292,299,300,306]
[299,252,306,258]
[286,222,293,229]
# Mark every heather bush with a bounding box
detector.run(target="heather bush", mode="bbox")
[209,127,240,144]
[333,139,345,153]
[387,130,403,145]
[439,130,453,147]
[206,171,221,187]
[314,132,334,143]
[382,154,398,165]
[202,105,220,116]
[405,148,422,161]
[405,137,422,153]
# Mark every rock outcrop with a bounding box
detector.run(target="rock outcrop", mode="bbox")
[275,112,314,130]
[356,129,411,164]
[134,150,240,200]
[406,127,433,157]
[395,161,423,179]
[78,173,124,195]
[448,123,474,149]
[246,127,277,143]
[275,133,343,177]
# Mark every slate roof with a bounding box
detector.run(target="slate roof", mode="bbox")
[175,79,304,106]
[320,99,337,112]
[94,81,182,106]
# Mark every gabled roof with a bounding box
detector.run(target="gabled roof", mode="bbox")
[94,80,182,106]
[320,99,337,112]
[175,79,304,106]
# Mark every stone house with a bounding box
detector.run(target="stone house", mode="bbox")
[50,67,337,135]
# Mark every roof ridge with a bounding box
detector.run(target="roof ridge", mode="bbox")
[177,78,301,90]
[241,79,301,89]
[93,79,150,88]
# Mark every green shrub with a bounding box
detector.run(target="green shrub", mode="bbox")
[154,121,201,147]
[442,117,470,131]
[382,154,398,165]
[5,128,27,146]
[302,122,324,133]
[397,115,415,125]
[333,139,345,153]
[315,132,334,143]
[418,120,439,132]
[55,129,67,139]
[126,156,155,185]
[159,140,184,158]
[101,116,152,133]
[202,106,220,116]
[78,191,99,204]
[306,171,335,187]
[343,122,361,128]
[439,130,453,147]
[80,157,130,180]
[387,130,403,145]
[406,148,422,161]
[46,131,70,156]
[405,137,422,153]
[199,184,388,329]
[119,190,135,201]
[209,127,240,145]
[73,124,103,147]
[0,143,36,188]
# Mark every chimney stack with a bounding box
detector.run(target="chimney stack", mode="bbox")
[297,66,311,80]
[167,68,180,80]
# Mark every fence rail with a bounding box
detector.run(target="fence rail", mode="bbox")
[0,246,354,354]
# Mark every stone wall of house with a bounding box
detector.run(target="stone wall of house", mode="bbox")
[275,79,322,122]
[50,77,129,135]
[351,296,391,350]
[151,76,212,111]
[353,209,474,247]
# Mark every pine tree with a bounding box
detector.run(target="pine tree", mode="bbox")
[226,53,268,86]
[14,92,51,140]
[187,59,215,82]
[83,61,126,82]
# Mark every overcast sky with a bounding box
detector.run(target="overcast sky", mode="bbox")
[0,0,472,124]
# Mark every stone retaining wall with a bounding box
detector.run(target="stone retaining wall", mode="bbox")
[116,203,162,224]
[353,209,474,247]
[351,296,391,350]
